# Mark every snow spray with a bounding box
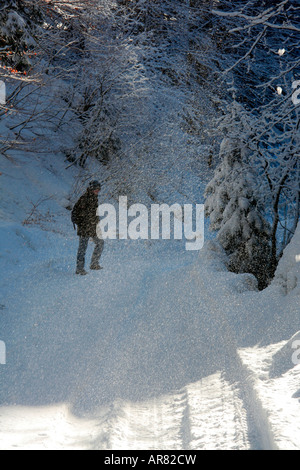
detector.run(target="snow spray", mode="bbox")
[97,197,204,251]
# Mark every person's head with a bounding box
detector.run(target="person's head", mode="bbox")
[88,180,101,194]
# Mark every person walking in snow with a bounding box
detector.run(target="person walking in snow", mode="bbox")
[72,180,104,275]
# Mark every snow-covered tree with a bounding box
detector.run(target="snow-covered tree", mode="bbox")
[0,1,92,155]
[205,0,300,286]
[0,0,42,71]
[250,91,300,268]
[69,0,221,204]
[211,0,300,110]
[205,102,272,289]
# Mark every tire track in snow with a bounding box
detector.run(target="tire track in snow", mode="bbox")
[92,372,251,450]
[190,258,276,450]
[93,392,185,450]
[226,355,279,451]
[184,373,250,450]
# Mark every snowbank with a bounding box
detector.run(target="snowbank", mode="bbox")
[238,223,300,450]
[239,342,300,451]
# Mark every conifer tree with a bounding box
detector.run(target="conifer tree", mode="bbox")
[205,101,272,289]
[0,0,42,71]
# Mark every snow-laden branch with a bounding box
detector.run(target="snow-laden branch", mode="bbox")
[222,26,267,75]
[212,0,300,33]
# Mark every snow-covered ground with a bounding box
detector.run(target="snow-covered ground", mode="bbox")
[0,149,299,450]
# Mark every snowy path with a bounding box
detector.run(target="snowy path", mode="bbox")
[0,231,294,450]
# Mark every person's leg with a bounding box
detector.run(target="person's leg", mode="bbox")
[76,237,89,274]
[90,238,104,269]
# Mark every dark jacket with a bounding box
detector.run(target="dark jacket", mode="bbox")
[72,189,99,238]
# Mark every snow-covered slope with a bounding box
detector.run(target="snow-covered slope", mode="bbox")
[0,148,299,450]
